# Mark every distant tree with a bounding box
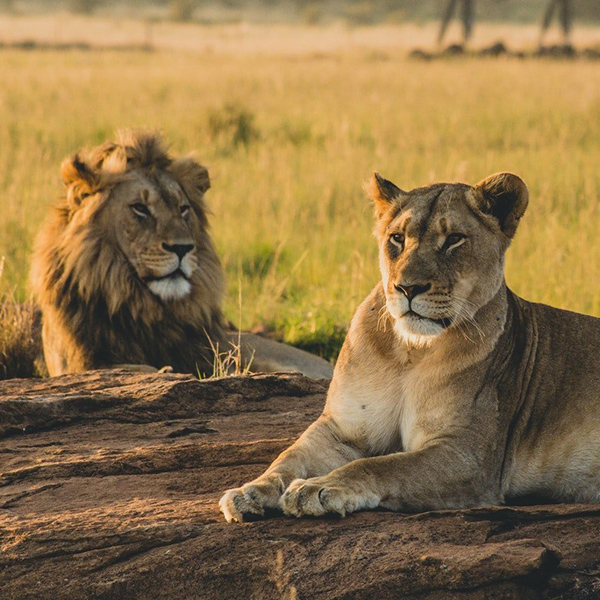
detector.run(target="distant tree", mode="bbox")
[346,1,377,25]
[437,0,576,47]
[300,2,322,25]
[70,0,98,15]
[577,0,600,20]
[0,0,14,13]
[438,0,474,45]
[169,0,195,22]
[540,0,573,45]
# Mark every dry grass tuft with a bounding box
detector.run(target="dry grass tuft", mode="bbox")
[0,299,44,380]
[203,333,254,379]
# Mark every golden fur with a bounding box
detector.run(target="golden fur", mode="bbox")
[220,171,600,522]
[32,131,333,379]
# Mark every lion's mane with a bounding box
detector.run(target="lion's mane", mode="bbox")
[31,130,228,375]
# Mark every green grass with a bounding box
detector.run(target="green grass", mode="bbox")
[1,45,600,363]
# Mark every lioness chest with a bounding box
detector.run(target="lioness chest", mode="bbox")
[327,358,464,456]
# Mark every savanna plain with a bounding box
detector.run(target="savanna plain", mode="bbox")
[1,20,600,361]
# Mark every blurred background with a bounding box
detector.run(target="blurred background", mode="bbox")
[1,0,600,26]
[1,0,599,369]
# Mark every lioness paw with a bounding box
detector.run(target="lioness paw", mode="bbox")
[280,478,379,518]
[219,488,265,523]
[280,479,328,517]
[219,475,285,523]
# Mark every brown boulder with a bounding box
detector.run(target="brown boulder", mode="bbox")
[1,371,599,599]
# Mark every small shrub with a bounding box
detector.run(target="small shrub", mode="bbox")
[207,103,259,149]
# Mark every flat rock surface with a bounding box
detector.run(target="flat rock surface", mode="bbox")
[1,370,599,600]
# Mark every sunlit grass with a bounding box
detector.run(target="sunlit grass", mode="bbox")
[1,41,599,361]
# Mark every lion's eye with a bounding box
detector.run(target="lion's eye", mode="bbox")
[180,205,191,218]
[389,233,405,248]
[444,233,466,251]
[130,203,151,218]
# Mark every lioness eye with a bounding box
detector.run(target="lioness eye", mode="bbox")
[180,205,190,218]
[444,233,466,251]
[130,203,150,218]
[389,233,405,248]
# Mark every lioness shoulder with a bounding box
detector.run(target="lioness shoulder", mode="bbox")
[220,171,600,522]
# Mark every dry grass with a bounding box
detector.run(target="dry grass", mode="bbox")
[1,19,600,368]
[204,334,254,379]
[0,299,44,379]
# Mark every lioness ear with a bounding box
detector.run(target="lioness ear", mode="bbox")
[474,172,528,238]
[169,157,210,203]
[368,172,405,218]
[61,154,100,207]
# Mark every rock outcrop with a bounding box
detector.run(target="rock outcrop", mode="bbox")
[1,371,599,599]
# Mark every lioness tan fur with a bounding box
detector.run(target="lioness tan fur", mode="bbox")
[220,171,600,522]
[31,131,333,380]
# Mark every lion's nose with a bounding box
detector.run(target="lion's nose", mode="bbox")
[162,243,194,260]
[394,282,431,301]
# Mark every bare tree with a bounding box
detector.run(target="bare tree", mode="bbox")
[438,0,475,46]
[438,0,575,48]
[540,0,573,46]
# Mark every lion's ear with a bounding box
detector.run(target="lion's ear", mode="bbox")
[368,172,405,219]
[474,172,528,238]
[61,154,100,207]
[169,157,210,203]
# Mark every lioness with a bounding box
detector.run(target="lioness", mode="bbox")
[31,130,333,380]
[220,171,600,522]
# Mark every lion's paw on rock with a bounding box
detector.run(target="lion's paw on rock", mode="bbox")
[220,475,285,523]
[219,488,266,523]
[280,478,378,518]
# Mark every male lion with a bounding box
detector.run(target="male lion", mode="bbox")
[220,171,600,522]
[31,130,333,379]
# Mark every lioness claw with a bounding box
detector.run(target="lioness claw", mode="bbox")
[219,489,265,523]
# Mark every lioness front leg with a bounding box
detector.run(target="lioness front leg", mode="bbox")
[219,417,364,523]
[281,442,491,518]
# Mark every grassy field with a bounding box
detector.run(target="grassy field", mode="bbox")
[1,21,600,361]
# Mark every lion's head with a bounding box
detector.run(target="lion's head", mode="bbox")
[31,130,226,375]
[369,172,528,348]
[56,130,220,304]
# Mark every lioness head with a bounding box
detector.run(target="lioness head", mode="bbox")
[58,130,216,303]
[369,172,528,348]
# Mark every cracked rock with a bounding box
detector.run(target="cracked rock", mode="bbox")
[1,370,599,599]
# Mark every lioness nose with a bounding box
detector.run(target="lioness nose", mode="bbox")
[163,243,194,260]
[394,282,431,301]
